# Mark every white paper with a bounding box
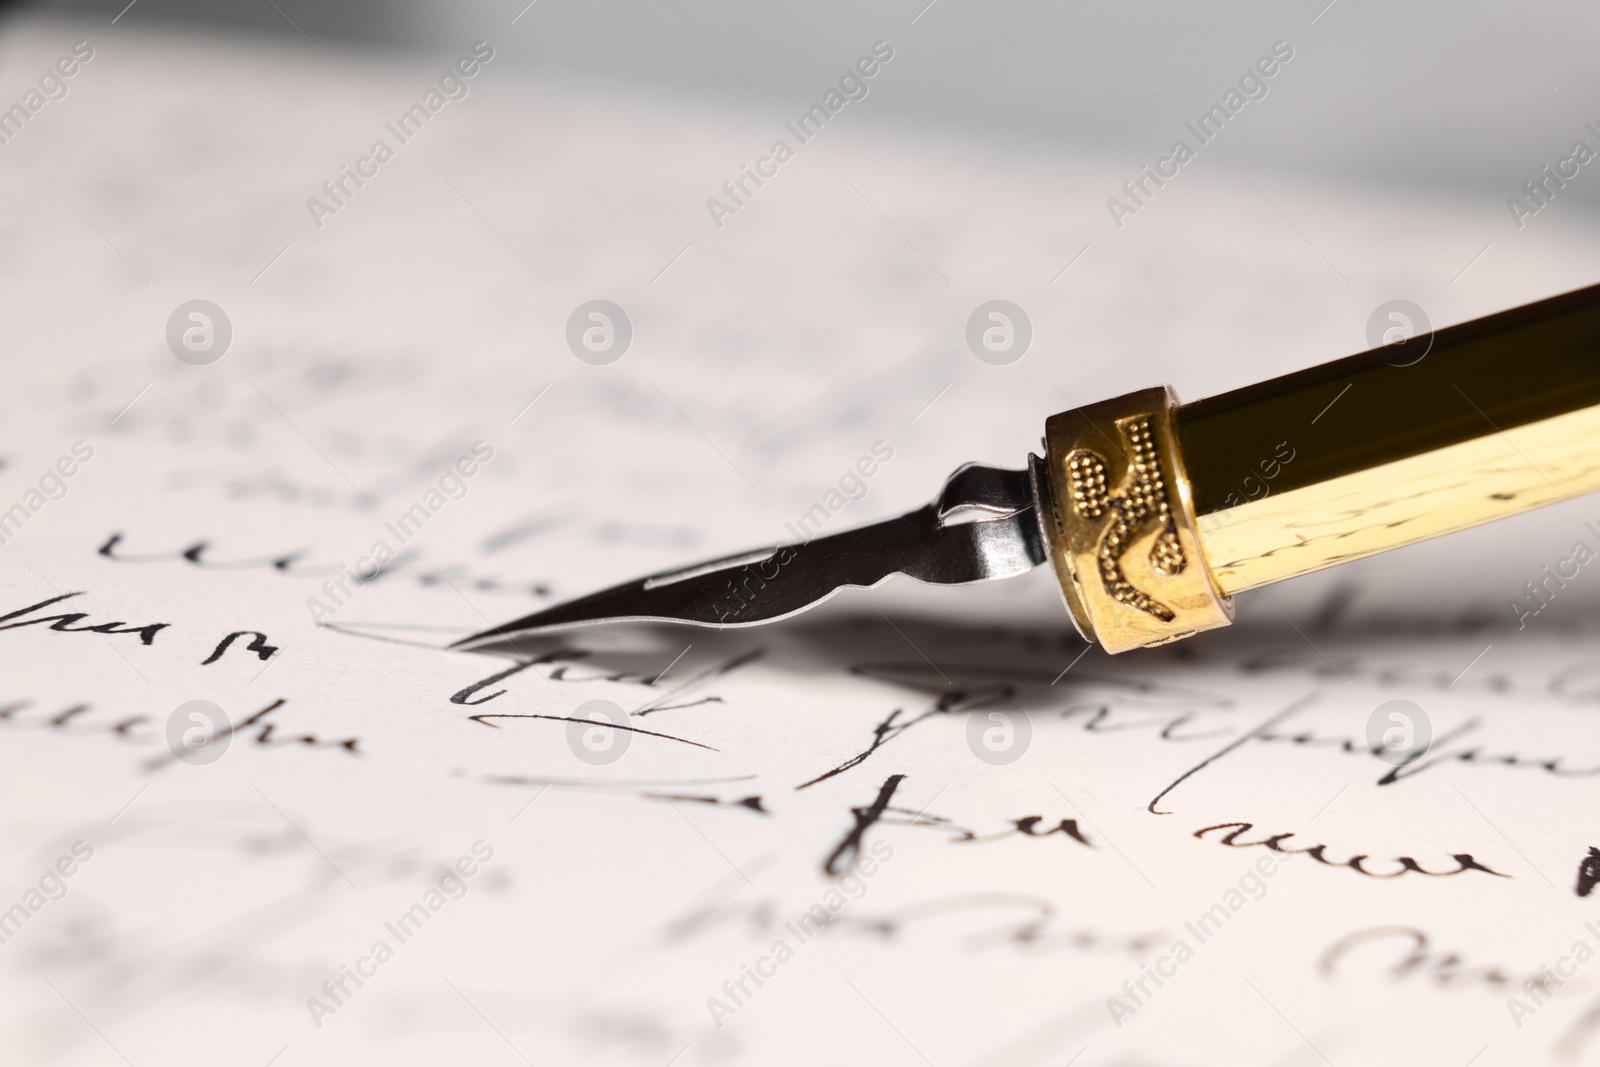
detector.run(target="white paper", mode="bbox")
[4,15,1600,1066]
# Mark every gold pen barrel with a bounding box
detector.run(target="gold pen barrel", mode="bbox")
[1037,283,1600,652]
[1176,283,1600,595]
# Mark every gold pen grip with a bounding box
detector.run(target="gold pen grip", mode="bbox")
[1040,282,1600,652]
[1038,386,1234,654]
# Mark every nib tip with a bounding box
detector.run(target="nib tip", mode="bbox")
[448,628,498,651]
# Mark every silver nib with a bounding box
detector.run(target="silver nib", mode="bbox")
[450,462,1047,650]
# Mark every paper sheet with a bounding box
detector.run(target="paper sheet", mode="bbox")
[4,15,1600,1066]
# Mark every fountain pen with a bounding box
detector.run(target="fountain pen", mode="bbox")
[456,282,1600,654]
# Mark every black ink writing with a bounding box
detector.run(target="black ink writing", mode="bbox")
[0,592,168,645]
[201,630,279,665]
[144,699,361,769]
[100,530,550,597]
[1579,847,1600,898]
[1196,822,1508,879]
[821,774,1095,875]
[467,712,719,751]
[825,774,906,876]
[1320,925,1550,992]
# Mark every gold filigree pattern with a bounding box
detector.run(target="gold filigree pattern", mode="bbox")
[1042,386,1233,652]
[1065,416,1187,621]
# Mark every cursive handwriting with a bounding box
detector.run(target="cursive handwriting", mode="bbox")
[99,531,551,597]
[1195,821,1507,879]
[0,695,360,766]
[449,647,760,714]
[144,698,361,769]
[662,885,1166,962]
[799,661,1231,791]
[649,791,767,813]
[822,774,1095,876]
[824,774,906,875]
[1580,847,1600,898]
[0,698,153,744]
[0,592,168,645]
[1320,925,1551,991]
[467,712,718,751]
[202,630,279,665]
[1148,694,1600,816]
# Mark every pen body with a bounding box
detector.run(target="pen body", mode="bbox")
[1175,284,1600,594]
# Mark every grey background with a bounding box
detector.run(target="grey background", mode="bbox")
[15,0,1600,201]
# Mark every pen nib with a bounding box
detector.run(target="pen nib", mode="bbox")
[450,461,1048,651]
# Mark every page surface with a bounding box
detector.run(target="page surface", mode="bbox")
[3,17,1600,1066]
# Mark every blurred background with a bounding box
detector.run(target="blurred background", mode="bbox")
[14,0,1600,196]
